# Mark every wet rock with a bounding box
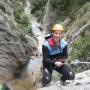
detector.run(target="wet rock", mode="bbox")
[21,57,43,88]
[0,0,37,82]
[38,70,90,90]
[10,79,36,90]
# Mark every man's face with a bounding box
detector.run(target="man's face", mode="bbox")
[53,30,62,40]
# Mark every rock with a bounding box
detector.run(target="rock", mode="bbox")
[21,57,43,88]
[10,79,36,90]
[38,70,90,90]
[0,0,37,82]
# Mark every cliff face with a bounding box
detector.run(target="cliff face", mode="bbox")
[0,0,37,82]
[0,0,90,89]
[65,3,90,72]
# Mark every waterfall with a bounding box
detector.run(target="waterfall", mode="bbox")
[24,0,45,53]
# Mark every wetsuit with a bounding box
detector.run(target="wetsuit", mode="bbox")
[42,36,75,86]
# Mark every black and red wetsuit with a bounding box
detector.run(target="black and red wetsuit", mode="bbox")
[42,36,75,86]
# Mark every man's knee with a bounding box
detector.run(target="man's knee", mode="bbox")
[42,75,51,87]
[62,71,75,80]
[68,71,75,80]
[42,68,52,87]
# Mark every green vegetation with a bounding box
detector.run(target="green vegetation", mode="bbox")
[52,71,61,81]
[50,0,90,21]
[31,0,47,21]
[50,0,71,17]
[70,30,90,61]
[66,3,90,63]
[12,0,90,30]
[14,11,28,27]
[12,0,31,34]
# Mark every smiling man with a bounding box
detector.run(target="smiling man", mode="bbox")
[42,24,75,87]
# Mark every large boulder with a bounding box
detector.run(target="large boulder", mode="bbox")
[0,0,37,82]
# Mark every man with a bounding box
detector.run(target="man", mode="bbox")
[42,24,75,87]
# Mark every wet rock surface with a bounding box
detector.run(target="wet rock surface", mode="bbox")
[38,70,90,90]
[0,0,37,82]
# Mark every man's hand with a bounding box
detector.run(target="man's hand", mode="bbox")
[55,61,64,67]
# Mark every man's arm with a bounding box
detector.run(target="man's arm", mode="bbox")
[42,45,55,66]
[62,45,68,59]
